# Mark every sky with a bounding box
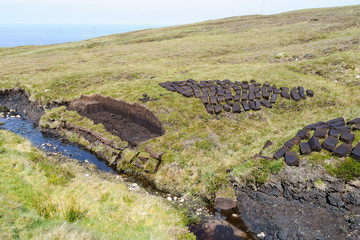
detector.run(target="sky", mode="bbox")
[0,0,359,25]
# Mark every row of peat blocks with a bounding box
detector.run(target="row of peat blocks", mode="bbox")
[159,79,314,114]
[274,117,360,166]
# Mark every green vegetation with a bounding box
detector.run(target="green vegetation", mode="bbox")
[0,6,360,200]
[325,158,360,181]
[0,130,194,239]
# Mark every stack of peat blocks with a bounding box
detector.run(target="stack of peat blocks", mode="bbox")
[159,79,314,115]
[273,117,360,166]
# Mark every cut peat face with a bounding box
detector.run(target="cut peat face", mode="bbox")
[69,95,164,145]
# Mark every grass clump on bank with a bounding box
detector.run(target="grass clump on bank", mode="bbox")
[0,130,194,240]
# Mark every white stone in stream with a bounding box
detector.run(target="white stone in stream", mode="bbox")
[167,197,172,201]
[16,115,21,118]
[257,232,266,239]
[84,160,89,163]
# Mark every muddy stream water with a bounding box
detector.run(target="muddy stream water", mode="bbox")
[0,94,255,239]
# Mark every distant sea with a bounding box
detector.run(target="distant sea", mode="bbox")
[0,24,166,47]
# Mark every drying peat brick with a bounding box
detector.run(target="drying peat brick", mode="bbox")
[314,128,328,138]
[205,105,214,114]
[254,100,261,110]
[224,89,232,95]
[191,85,200,91]
[242,84,249,89]
[297,129,310,139]
[209,91,216,97]
[353,124,360,131]
[225,94,233,101]
[255,92,262,99]
[214,105,223,114]
[217,90,225,96]
[262,91,271,100]
[273,88,281,94]
[281,91,290,99]
[233,95,240,102]
[254,87,260,92]
[285,151,300,166]
[327,117,344,125]
[340,132,355,144]
[299,90,306,99]
[284,136,301,149]
[249,93,255,101]
[270,94,277,103]
[194,90,202,98]
[329,120,345,128]
[280,87,289,92]
[328,129,339,138]
[263,82,270,87]
[300,142,312,155]
[267,86,273,92]
[242,101,250,111]
[242,93,248,101]
[233,86,241,91]
[217,95,225,103]
[309,135,322,152]
[350,143,360,161]
[290,88,301,101]
[182,91,193,98]
[248,101,255,110]
[260,100,272,108]
[334,126,352,134]
[348,118,360,125]
[223,104,231,112]
[298,86,305,92]
[333,143,352,158]
[306,89,314,97]
[261,86,267,93]
[232,103,242,113]
[321,136,338,152]
[273,146,289,159]
[209,96,217,105]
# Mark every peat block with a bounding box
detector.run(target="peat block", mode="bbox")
[261,86,267,93]
[255,92,262,99]
[201,96,209,104]
[233,86,241,91]
[306,89,314,97]
[296,129,310,139]
[209,96,217,105]
[273,88,281,94]
[262,91,270,100]
[194,91,202,98]
[233,95,240,102]
[224,89,232,94]
[298,86,305,92]
[285,151,300,166]
[329,120,345,128]
[328,129,339,138]
[217,90,225,96]
[273,146,290,159]
[225,94,233,101]
[242,84,249,89]
[232,103,242,113]
[284,136,301,149]
[263,82,270,87]
[350,143,360,161]
[223,104,231,112]
[242,93,248,101]
[314,128,328,138]
[353,124,360,131]
[290,88,301,101]
[333,143,352,158]
[249,93,255,101]
[217,95,225,103]
[281,91,290,99]
[340,132,355,144]
[300,142,312,155]
[209,91,216,96]
[254,100,261,110]
[321,136,338,152]
[327,117,344,124]
[348,118,360,125]
[260,100,272,108]
[242,101,250,111]
[280,87,289,92]
[270,94,277,103]
[309,135,322,152]
[248,101,255,110]
[334,126,352,134]
[254,87,260,92]
[299,90,306,99]
[182,91,193,98]
[267,86,273,92]
[214,105,223,114]
[205,105,214,114]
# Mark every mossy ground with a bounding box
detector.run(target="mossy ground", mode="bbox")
[0,130,194,239]
[1,5,360,200]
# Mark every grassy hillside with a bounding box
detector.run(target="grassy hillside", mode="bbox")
[0,130,193,239]
[1,5,360,199]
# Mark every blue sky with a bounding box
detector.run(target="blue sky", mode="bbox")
[1,0,359,24]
